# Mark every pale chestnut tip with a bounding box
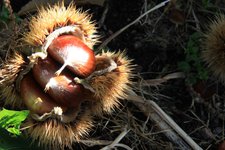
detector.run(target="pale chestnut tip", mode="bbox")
[20,73,62,115]
[1,49,134,149]
[0,2,135,150]
[47,35,96,78]
[32,56,85,108]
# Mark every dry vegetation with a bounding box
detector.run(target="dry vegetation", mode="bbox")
[1,0,225,149]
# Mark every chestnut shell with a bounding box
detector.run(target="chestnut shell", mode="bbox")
[32,57,84,108]
[20,73,59,115]
[47,35,96,78]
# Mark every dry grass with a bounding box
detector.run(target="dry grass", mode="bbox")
[1,0,225,149]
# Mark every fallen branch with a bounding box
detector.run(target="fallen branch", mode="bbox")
[127,91,203,150]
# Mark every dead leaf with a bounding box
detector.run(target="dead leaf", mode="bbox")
[168,8,185,25]
[165,0,185,25]
[219,140,225,150]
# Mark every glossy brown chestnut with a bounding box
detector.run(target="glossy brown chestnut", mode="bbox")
[47,35,96,78]
[20,73,59,115]
[32,57,84,108]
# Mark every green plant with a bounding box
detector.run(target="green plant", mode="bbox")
[0,109,40,149]
[0,108,29,136]
[0,4,21,23]
[0,5,10,23]
[202,0,213,9]
[178,32,208,85]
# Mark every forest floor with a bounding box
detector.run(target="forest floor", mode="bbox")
[90,0,225,149]
[1,0,225,150]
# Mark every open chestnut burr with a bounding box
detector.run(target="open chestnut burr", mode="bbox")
[0,3,134,149]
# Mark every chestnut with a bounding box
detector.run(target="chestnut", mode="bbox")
[32,57,84,108]
[20,74,59,115]
[47,35,96,78]
[0,2,137,150]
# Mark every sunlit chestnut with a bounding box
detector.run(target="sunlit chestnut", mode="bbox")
[32,57,84,108]
[47,35,96,78]
[20,73,60,115]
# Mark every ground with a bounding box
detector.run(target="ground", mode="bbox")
[1,0,225,149]
[86,0,225,149]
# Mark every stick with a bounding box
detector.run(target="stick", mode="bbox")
[127,92,203,150]
[97,0,170,51]
[100,127,132,150]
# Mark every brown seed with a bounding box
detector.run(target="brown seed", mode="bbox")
[47,35,96,78]
[20,73,59,115]
[32,56,84,108]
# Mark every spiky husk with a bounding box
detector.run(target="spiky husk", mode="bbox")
[24,2,98,48]
[23,109,93,150]
[202,14,225,82]
[90,51,134,114]
[21,51,134,149]
[0,53,26,108]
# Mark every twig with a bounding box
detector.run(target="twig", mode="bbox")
[98,0,109,28]
[79,139,112,147]
[97,0,171,52]
[139,72,185,86]
[191,9,200,31]
[127,91,203,150]
[100,127,131,150]
[112,143,132,150]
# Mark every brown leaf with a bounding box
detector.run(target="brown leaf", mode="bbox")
[165,0,185,25]
[168,8,185,25]
[218,140,225,150]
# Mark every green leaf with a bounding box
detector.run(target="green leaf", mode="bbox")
[178,61,191,72]
[178,31,208,84]
[198,69,209,80]
[0,109,29,136]
[0,6,10,23]
[202,0,214,9]
[186,75,197,85]
[0,109,40,149]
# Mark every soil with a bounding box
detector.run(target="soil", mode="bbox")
[1,0,225,150]
[92,0,224,149]
[85,0,225,149]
